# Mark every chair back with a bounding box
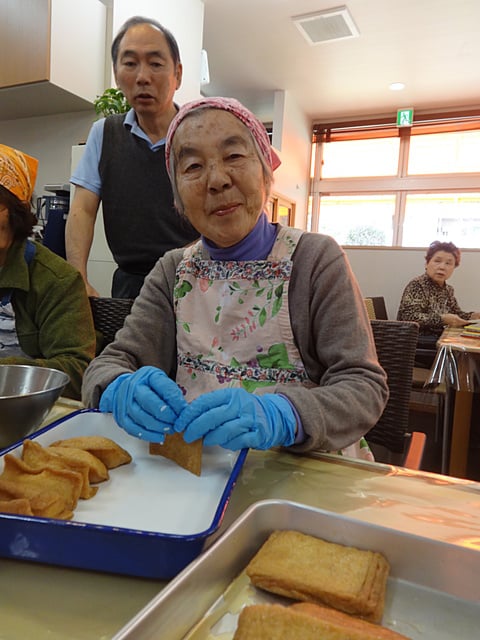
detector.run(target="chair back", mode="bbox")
[363,297,388,320]
[367,319,419,457]
[89,297,134,352]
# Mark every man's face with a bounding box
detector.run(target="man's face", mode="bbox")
[114,24,182,118]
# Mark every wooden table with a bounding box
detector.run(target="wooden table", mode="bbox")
[429,327,480,477]
[2,401,480,639]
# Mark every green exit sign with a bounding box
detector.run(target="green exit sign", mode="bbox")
[397,108,414,127]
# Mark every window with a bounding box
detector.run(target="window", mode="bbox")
[267,193,295,226]
[408,130,480,175]
[310,112,480,247]
[318,195,395,245]
[321,137,400,178]
[403,192,480,247]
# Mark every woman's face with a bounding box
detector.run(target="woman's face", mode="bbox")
[426,250,456,286]
[172,110,267,247]
[0,204,13,265]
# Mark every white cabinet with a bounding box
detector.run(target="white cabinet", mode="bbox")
[0,0,106,120]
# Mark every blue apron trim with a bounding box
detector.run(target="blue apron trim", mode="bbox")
[1,240,36,306]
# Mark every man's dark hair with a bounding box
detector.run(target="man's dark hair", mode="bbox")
[111,16,181,70]
[0,185,36,242]
[425,240,461,267]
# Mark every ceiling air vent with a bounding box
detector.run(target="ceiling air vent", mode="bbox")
[292,5,359,45]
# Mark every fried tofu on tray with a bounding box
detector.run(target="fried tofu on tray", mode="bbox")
[0,435,132,520]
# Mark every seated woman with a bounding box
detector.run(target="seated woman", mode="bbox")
[82,97,388,457]
[0,144,96,399]
[397,240,480,366]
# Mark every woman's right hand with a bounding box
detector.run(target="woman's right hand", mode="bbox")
[99,366,187,442]
[441,313,469,327]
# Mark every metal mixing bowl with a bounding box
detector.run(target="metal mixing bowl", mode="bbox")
[0,365,70,449]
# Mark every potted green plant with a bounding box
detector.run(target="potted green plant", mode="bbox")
[93,87,130,117]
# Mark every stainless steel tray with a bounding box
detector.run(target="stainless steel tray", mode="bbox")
[113,499,480,639]
[0,409,247,578]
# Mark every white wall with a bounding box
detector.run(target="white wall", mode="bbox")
[0,111,95,196]
[272,90,311,228]
[345,247,480,319]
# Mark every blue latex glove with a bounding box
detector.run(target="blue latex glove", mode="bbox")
[174,388,296,450]
[99,366,187,442]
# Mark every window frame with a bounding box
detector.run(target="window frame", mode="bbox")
[310,109,480,247]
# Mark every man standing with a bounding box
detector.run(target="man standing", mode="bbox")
[66,16,198,298]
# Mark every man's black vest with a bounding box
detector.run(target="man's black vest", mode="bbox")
[99,114,198,274]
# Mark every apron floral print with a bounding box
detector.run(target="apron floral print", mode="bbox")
[174,226,373,461]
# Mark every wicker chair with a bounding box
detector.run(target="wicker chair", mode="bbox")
[89,297,134,353]
[363,296,388,320]
[367,319,426,469]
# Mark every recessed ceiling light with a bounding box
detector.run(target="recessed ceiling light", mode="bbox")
[389,82,405,91]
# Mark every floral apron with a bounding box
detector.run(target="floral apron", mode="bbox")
[174,227,373,461]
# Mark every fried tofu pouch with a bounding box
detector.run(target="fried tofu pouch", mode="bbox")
[233,603,411,640]
[1,454,82,512]
[45,445,109,484]
[50,435,132,469]
[0,498,34,516]
[22,439,98,499]
[0,480,71,519]
[245,530,390,623]
[149,433,203,476]
[0,436,130,520]
[0,455,79,520]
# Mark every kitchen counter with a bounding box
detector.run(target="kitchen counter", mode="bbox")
[1,403,480,639]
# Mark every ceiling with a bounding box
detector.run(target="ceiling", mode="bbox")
[201,0,480,124]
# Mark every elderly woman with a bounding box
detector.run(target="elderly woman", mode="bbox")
[0,144,96,399]
[398,240,480,333]
[397,240,480,367]
[82,98,388,456]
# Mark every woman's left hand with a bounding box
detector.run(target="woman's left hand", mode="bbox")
[441,313,469,327]
[174,388,296,450]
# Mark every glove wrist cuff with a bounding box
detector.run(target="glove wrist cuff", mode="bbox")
[263,393,297,447]
[99,373,131,412]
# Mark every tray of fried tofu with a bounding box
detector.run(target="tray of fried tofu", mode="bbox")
[113,499,480,639]
[0,409,247,578]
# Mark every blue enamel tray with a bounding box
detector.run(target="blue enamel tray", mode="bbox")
[0,409,247,579]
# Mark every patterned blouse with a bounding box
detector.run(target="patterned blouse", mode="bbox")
[397,272,472,335]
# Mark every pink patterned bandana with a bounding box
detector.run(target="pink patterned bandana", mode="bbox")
[165,97,281,177]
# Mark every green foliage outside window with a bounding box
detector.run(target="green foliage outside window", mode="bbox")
[346,226,386,246]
